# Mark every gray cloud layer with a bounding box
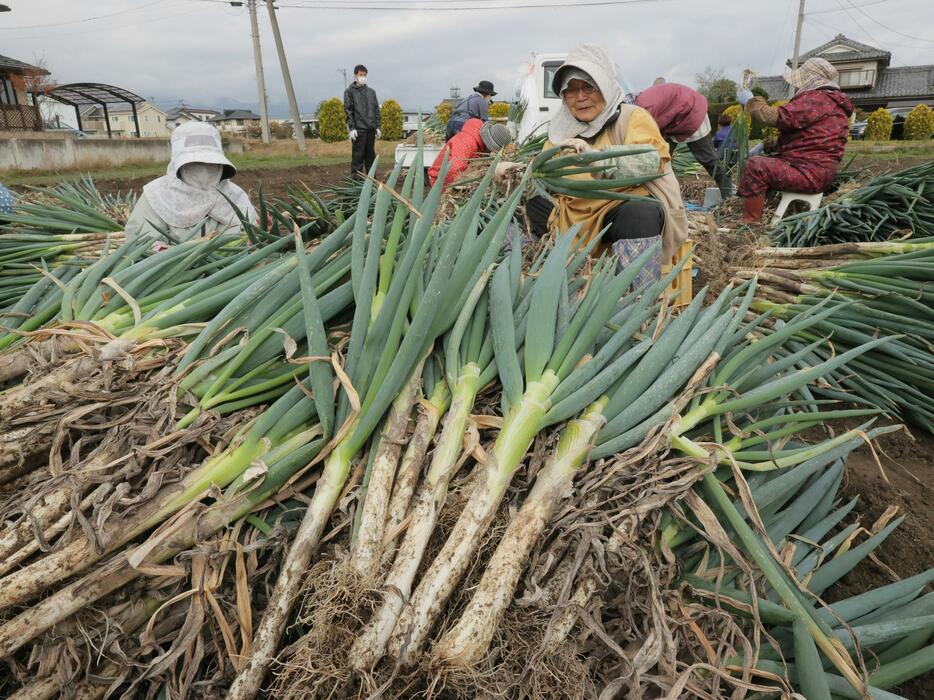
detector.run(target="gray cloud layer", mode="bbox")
[3,0,932,115]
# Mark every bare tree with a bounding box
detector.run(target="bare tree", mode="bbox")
[694,66,738,103]
[11,56,59,125]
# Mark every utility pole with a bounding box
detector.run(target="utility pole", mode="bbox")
[337,68,347,90]
[264,0,306,151]
[247,0,271,143]
[790,0,806,97]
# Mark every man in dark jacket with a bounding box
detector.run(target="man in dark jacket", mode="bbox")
[344,64,381,179]
[736,57,853,223]
[446,80,496,139]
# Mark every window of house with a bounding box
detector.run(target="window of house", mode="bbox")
[0,77,17,105]
[236,119,244,126]
[838,69,875,88]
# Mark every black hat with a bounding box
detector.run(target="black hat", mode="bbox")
[474,80,497,96]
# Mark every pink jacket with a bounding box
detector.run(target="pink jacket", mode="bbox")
[635,83,708,142]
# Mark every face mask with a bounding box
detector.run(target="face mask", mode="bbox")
[179,162,223,190]
[356,75,367,86]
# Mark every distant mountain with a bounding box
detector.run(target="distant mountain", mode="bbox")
[149,95,303,120]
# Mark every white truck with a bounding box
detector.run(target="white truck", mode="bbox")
[511,52,568,143]
[394,52,568,168]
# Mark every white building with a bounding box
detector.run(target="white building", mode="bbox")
[208,109,261,134]
[80,101,169,138]
[165,106,220,131]
[402,108,429,136]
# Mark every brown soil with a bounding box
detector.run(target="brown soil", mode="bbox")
[680,156,934,694]
[821,423,934,698]
[92,163,374,201]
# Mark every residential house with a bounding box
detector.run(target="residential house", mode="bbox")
[754,35,934,111]
[80,101,169,138]
[165,106,220,131]
[0,53,47,131]
[402,109,429,136]
[208,109,261,134]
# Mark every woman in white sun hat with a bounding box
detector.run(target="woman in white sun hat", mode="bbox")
[125,122,257,245]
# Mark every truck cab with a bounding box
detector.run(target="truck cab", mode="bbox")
[511,52,568,143]
[395,52,570,168]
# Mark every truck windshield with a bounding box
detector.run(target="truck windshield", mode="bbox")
[543,61,563,99]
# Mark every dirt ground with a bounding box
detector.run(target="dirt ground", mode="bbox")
[681,164,934,698]
[92,163,372,201]
[828,423,934,698]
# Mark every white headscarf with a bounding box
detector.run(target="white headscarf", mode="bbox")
[548,44,625,143]
[144,122,255,229]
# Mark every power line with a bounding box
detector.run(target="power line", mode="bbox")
[842,0,934,44]
[769,0,797,72]
[807,0,889,14]
[0,0,167,30]
[2,4,212,41]
[834,0,886,49]
[193,0,671,10]
[804,14,925,53]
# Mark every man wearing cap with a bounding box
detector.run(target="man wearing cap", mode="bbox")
[344,63,381,179]
[446,80,497,139]
[429,118,512,188]
[735,57,853,223]
[125,122,256,246]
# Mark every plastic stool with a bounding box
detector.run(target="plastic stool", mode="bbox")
[771,191,823,225]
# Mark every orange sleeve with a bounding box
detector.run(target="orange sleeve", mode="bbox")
[623,107,671,172]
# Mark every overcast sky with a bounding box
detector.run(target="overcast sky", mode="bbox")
[2,0,933,117]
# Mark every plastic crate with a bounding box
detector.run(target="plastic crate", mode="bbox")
[660,239,694,309]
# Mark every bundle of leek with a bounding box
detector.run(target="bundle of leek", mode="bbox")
[734,239,934,432]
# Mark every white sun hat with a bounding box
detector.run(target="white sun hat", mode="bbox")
[168,121,236,180]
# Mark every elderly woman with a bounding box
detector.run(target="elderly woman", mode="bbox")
[517,44,687,279]
[125,122,257,245]
[736,57,853,223]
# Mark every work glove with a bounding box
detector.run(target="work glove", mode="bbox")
[553,137,593,153]
[376,128,382,139]
[595,144,660,181]
[737,89,754,106]
[493,162,525,183]
[349,129,358,141]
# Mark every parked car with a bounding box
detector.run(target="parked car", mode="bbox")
[45,126,87,138]
[850,107,914,140]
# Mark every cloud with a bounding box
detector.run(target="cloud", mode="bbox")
[3,0,932,114]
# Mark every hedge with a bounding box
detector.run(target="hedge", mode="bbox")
[318,98,348,142]
[380,99,403,140]
[904,104,934,140]
[865,107,893,141]
[488,102,509,119]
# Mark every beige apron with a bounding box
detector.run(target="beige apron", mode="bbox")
[548,104,689,260]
